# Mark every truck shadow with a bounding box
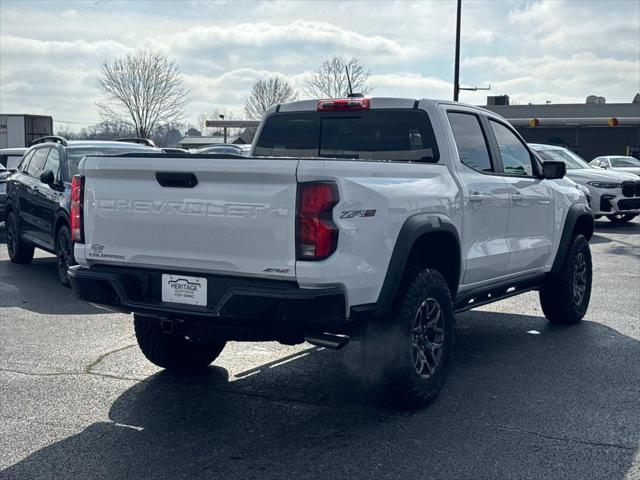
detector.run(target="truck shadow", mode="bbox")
[2,311,639,479]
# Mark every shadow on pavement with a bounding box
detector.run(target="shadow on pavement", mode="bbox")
[2,311,638,479]
[594,219,640,234]
[0,257,103,315]
[589,233,611,245]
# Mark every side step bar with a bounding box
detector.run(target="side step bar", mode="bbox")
[305,333,350,350]
[454,275,545,313]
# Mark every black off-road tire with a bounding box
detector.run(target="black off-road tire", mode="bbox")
[606,213,636,224]
[5,211,35,264]
[361,268,455,409]
[134,314,226,372]
[539,234,592,325]
[55,225,76,287]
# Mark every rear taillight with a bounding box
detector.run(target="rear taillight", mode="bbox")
[71,175,85,243]
[317,98,370,111]
[296,182,339,260]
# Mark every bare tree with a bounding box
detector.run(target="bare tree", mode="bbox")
[244,77,297,120]
[97,50,188,138]
[305,56,373,98]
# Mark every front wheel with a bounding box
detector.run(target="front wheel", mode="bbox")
[539,234,592,325]
[56,225,76,287]
[134,315,226,372]
[607,213,636,224]
[6,211,35,264]
[361,268,455,409]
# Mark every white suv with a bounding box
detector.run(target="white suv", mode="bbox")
[531,144,640,223]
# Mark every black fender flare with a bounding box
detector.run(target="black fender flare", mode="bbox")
[551,203,594,275]
[373,213,461,317]
[52,210,70,240]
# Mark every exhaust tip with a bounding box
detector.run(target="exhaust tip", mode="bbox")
[305,332,350,350]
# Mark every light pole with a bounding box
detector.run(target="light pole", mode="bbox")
[453,0,461,101]
[219,114,227,143]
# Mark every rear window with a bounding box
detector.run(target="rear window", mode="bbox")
[254,110,440,162]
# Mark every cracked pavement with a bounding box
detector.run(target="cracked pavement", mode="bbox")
[1,219,639,479]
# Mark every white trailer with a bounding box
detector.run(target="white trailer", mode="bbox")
[0,114,53,148]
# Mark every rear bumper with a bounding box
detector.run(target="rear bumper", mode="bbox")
[68,265,347,339]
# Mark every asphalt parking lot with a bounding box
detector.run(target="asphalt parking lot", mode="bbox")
[0,220,638,480]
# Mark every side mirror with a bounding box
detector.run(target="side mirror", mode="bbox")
[40,169,55,185]
[542,161,566,180]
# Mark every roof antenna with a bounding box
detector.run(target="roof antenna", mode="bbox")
[345,65,354,97]
[345,66,363,98]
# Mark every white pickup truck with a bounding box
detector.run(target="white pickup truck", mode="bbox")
[69,97,594,407]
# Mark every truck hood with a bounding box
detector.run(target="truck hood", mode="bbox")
[566,168,639,184]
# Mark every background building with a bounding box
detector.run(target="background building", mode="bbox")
[485,95,640,160]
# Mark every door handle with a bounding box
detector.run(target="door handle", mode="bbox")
[28,186,39,194]
[511,192,525,203]
[537,198,551,205]
[468,192,485,203]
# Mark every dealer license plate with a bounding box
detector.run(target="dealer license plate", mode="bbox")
[161,274,207,306]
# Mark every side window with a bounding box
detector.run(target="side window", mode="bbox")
[26,148,49,177]
[44,148,61,180]
[447,112,493,172]
[19,150,35,173]
[489,120,534,176]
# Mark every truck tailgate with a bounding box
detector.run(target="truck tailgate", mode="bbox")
[77,155,298,278]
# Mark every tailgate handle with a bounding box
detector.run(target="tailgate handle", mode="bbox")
[155,172,198,188]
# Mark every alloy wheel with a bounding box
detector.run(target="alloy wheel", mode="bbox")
[573,252,587,305]
[57,231,72,283]
[411,298,445,378]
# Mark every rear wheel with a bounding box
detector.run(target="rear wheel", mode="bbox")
[134,314,226,372]
[6,211,34,264]
[539,234,592,325]
[56,225,76,287]
[361,268,454,408]
[607,213,636,224]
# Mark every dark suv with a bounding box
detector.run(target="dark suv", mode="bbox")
[4,136,159,285]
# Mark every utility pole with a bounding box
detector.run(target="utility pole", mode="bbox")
[453,0,461,101]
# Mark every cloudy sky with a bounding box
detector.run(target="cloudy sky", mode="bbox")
[1,0,638,130]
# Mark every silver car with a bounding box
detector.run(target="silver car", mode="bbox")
[530,144,640,223]
[590,156,640,177]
